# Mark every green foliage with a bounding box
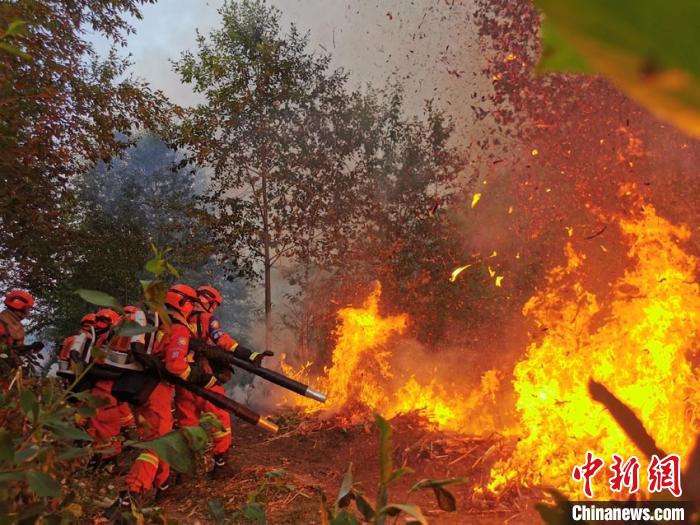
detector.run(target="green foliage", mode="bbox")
[536,0,700,137]
[321,414,466,525]
[128,426,208,475]
[0,371,102,521]
[0,0,171,296]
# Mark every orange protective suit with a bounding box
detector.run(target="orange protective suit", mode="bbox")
[173,309,235,455]
[86,329,134,457]
[125,313,192,493]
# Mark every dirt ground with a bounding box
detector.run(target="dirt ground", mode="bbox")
[150,412,544,525]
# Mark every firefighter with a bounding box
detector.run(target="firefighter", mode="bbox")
[0,290,43,380]
[113,285,203,510]
[176,285,272,475]
[57,313,95,372]
[85,308,135,468]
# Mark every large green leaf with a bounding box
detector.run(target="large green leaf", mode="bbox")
[115,319,156,337]
[329,510,360,525]
[374,414,392,486]
[75,289,121,310]
[130,426,208,475]
[378,504,427,525]
[536,0,700,137]
[26,470,62,498]
[0,429,15,463]
[19,389,39,423]
[207,499,226,524]
[336,463,354,508]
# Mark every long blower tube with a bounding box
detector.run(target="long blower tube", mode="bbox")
[203,345,328,403]
[131,352,279,434]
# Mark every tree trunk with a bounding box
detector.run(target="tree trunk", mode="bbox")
[261,170,272,353]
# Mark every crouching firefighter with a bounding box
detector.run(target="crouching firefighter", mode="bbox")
[112,285,199,511]
[184,285,274,475]
[84,308,135,467]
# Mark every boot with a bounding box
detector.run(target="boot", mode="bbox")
[208,453,229,479]
[105,490,131,522]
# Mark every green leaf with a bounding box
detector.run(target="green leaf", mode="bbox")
[264,468,287,479]
[353,492,374,521]
[26,470,62,498]
[15,445,41,464]
[45,422,92,442]
[408,477,469,494]
[131,426,208,475]
[19,389,39,422]
[432,486,457,512]
[0,42,30,59]
[335,463,354,508]
[0,471,26,483]
[75,289,121,310]
[5,20,28,37]
[329,509,360,525]
[165,262,180,279]
[538,18,592,74]
[207,499,226,524]
[145,258,166,277]
[387,466,413,485]
[240,502,265,524]
[115,320,155,337]
[535,0,700,137]
[374,413,392,485]
[378,504,427,525]
[0,429,15,463]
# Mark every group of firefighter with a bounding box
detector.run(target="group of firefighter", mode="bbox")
[0,284,274,514]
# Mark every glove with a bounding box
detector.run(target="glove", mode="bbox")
[189,365,217,389]
[250,350,274,367]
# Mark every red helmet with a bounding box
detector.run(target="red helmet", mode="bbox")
[4,290,34,315]
[80,313,96,329]
[197,286,222,312]
[95,308,120,330]
[165,284,198,318]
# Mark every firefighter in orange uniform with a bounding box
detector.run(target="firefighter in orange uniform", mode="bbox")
[0,290,43,381]
[115,285,201,508]
[58,313,95,369]
[180,285,273,474]
[85,308,135,466]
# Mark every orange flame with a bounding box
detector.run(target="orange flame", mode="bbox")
[283,282,501,433]
[488,198,700,498]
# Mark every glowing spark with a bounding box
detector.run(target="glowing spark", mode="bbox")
[531,148,539,156]
[490,251,497,258]
[508,206,514,214]
[495,276,504,287]
[471,193,481,208]
[449,264,471,282]
[600,245,608,252]
[546,188,552,193]
[492,73,503,81]
[488,266,496,278]
[505,53,517,62]
[566,227,574,237]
